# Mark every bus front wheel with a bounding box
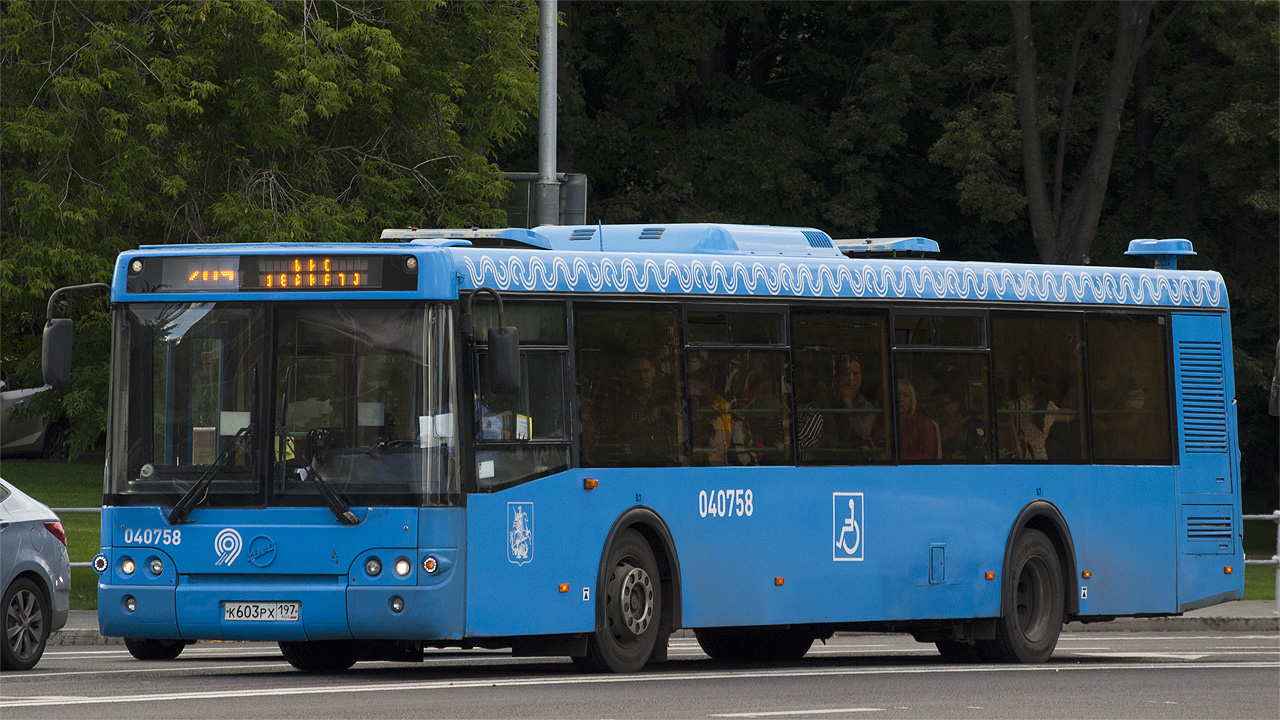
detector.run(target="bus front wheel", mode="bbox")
[279,640,358,673]
[576,529,662,673]
[981,529,1064,663]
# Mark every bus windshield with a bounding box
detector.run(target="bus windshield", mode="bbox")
[108,302,459,509]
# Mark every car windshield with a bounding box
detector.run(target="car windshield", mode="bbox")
[109,302,459,509]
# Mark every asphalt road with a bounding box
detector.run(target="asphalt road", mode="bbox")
[3,632,1277,719]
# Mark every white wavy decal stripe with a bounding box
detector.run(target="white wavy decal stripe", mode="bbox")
[459,254,1225,308]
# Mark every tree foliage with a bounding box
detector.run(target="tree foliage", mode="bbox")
[1,0,539,453]
[504,0,1277,500]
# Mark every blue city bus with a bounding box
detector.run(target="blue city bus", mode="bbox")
[44,223,1243,672]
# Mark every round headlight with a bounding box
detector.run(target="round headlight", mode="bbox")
[149,558,164,575]
[124,595,137,613]
[121,557,136,575]
[394,558,412,577]
[365,557,382,576]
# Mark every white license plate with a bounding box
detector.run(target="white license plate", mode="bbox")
[223,602,300,622]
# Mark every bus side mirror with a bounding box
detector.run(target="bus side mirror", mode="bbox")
[488,327,521,395]
[43,318,74,387]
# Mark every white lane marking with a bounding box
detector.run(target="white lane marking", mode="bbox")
[1085,653,1208,660]
[710,708,883,717]
[2,661,1276,708]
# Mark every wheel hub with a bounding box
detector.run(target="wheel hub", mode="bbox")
[8,589,44,660]
[616,564,653,636]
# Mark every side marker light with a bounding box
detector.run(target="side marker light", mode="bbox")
[1224,566,1233,574]
[583,478,599,489]
[985,572,995,581]
[774,577,785,586]
[559,584,570,593]
[1082,571,1092,579]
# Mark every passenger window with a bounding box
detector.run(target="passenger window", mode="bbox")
[991,313,1086,463]
[575,303,686,468]
[473,302,570,490]
[893,353,991,463]
[895,315,983,347]
[792,310,892,465]
[1086,314,1172,464]
[687,310,784,345]
[688,348,790,466]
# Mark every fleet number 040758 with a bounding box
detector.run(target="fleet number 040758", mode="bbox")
[698,489,753,518]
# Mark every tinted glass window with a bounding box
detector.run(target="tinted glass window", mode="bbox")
[792,310,892,465]
[991,313,1087,463]
[687,310,784,345]
[575,304,686,467]
[1087,314,1172,464]
[893,353,991,463]
[688,348,791,466]
[894,315,983,347]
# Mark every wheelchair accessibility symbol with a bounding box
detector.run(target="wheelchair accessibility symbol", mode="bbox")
[832,492,864,561]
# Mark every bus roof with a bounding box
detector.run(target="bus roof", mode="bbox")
[117,224,1227,309]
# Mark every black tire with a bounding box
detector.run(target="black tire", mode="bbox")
[979,529,1064,663]
[576,529,662,673]
[935,639,983,663]
[279,640,359,673]
[2,577,50,671]
[124,638,187,660]
[695,627,814,662]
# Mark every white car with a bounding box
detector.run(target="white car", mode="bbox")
[0,478,71,670]
[0,382,67,459]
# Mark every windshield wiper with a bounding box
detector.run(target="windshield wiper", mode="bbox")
[299,461,361,526]
[167,424,252,525]
[168,365,257,525]
[278,365,359,526]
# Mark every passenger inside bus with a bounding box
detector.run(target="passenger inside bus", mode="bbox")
[876,379,937,461]
[935,391,986,461]
[613,355,678,463]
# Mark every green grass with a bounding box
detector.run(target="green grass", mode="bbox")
[2,458,104,610]
[2,457,1275,607]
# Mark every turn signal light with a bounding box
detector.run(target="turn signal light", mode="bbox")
[422,556,438,574]
[1082,571,1092,579]
[559,584,570,593]
[1224,566,1233,574]
[985,572,995,581]
[583,478,599,489]
[774,577,785,586]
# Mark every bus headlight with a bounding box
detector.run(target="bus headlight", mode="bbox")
[149,558,164,576]
[394,558,412,577]
[124,595,137,613]
[365,557,382,576]
[390,596,405,613]
[121,557,136,575]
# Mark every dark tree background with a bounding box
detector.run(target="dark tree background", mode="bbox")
[497,1,1278,507]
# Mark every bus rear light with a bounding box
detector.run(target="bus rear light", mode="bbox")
[1224,566,1233,574]
[1082,571,1092,579]
[985,572,995,581]
[394,558,412,577]
[583,478,599,489]
[422,556,438,574]
[559,584,570,593]
[774,577,785,586]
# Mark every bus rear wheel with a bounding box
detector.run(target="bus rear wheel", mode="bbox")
[575,529,661,673]
[124,638,186,660]
[695,627,814,662]
[279,640,358,673]
[980,529,1064,663]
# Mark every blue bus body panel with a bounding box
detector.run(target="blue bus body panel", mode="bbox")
[451,247,1227,308]
[97,506,470,641]
[463,464,1179,636]
[1170,312,1245,609]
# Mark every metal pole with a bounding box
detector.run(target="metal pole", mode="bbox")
[535,0,560,226]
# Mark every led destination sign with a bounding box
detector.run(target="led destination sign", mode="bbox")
[127,254,417,293]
